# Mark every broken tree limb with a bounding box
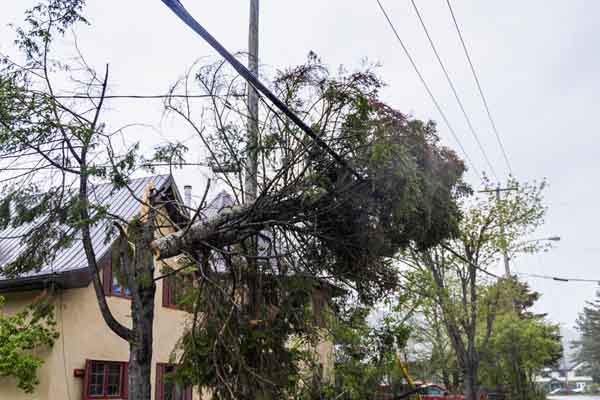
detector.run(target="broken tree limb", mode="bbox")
[151,201,264,260]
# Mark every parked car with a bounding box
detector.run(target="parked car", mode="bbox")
[418,384,465,400]
[418,384,447,400]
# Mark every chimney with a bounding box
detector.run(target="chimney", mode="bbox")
[184,185,192,208]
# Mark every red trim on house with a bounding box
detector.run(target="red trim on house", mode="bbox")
[101,251,131,299]
[156,363,165,400]
[155,363,192,400]
[162,274,194,311]
[83,359,128,400]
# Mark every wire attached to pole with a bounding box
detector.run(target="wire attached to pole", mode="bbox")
[159,0,361,180]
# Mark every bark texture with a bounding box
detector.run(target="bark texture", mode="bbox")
[126,218,156,400]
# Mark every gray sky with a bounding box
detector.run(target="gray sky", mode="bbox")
[2,0,599,327]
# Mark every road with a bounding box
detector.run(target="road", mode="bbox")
[548,396,600,400]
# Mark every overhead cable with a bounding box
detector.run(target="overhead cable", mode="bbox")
[374,0,481,178]
[446,0,513,176]
[159,0,360,179]
[410,0,498,181]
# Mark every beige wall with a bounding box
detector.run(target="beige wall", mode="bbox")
[0,271,200,400]
[0,275,334,400]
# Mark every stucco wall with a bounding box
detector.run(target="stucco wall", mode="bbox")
[0,276,334,400]
[0,273,201,400]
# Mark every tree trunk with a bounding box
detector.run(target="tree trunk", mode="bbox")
[128,290,155,400]
[463,363,479,400]
[442,369,450,391]
[126,216,157,400]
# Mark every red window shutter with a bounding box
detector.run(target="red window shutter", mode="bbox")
[156,363,165,400]
[185,384,193,400]
[123,362,129,398]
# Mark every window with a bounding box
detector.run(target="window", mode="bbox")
[84,360,127,399]
[162,273,194,310]
[102,251,132,299]
[428,387,445,395]
[156,364,192,400]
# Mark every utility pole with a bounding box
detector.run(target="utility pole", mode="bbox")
[245,0,259,203]
[479,185,518,277]
[245,2,262,397]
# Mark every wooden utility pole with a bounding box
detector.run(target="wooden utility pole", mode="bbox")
[245,0,259,203]
[245,2,263,397]
[479,185,518,277]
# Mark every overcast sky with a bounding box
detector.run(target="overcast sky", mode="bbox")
[2,0,599,328]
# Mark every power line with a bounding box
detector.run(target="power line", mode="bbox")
[410,0,498,181]
[160,0,361,180]
[517,272,600,284]
[52,94,214,100]
[374,0,480,178]
[446,0,513,176]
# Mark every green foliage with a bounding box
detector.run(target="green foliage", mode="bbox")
[267,59,470,304]
[399,180,549,400]
[480,312,561,386]
[174,273,324,399]
[406,298,459,389]
[321,305,411,399]
[12,0,88,62]
[0,295,59,393]
[162,55,471,398]
[573,290,600,382]
[475,279,562,400]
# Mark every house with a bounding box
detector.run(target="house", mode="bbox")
[535,328,594,392]
[0,175,334,400]
[535,360,594,392]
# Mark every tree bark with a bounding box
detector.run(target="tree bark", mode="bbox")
[150,196,307,260]
[463,364,479,400]
[126,218,157,400]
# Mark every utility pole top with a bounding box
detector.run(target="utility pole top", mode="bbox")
[478,185,519,277]
[245,0,259,204]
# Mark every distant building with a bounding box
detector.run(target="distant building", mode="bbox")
[535,327,594,392]
[536,361,593,392]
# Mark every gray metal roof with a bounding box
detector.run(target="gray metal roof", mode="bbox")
[0,175,172,280]
[202,190,235,219]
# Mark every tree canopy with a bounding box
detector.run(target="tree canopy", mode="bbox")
[574,290,600,382]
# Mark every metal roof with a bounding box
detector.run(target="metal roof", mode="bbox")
[0,175,172,281]
[202,190,235,219]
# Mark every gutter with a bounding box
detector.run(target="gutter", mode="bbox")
[0,268,92,293]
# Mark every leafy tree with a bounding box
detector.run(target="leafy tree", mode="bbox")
[408,299,460,390]
[321,305,410,400]
[0,294,59,393]
[573,290,600,382]
[399,179,547,400]
[479,279,562,400]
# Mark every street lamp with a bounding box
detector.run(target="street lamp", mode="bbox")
[522,236,561,244]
